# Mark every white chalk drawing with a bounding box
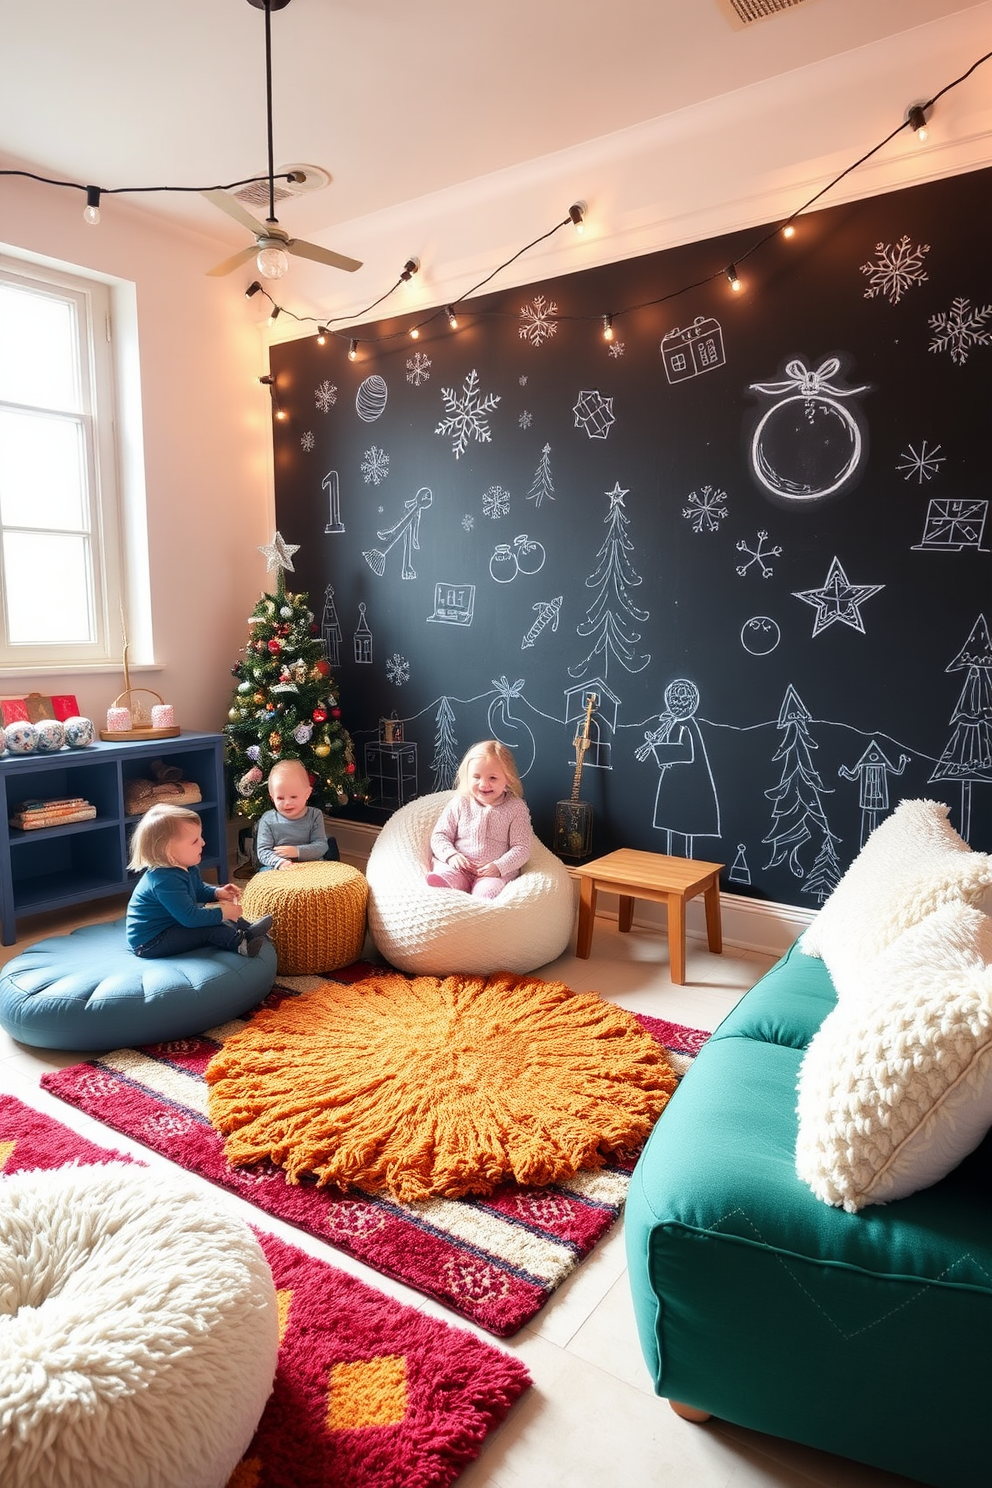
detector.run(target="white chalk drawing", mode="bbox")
[804,834,845,904]
[740,616,781,655]
[793,556,884,637]
[518,411,533,429]
[461,514,475,532]
[427,583,475,626]
[321,585,342,667]
[762,684,837,884]
[356,374,388,422]
[521,596,562,649]
[913,498,989,552]
[300,430,315,453]
[570,482,650,679]
[929,614,992,841]
[860,236,930,304]
[736,531,782,578]
[488,676,536,776]
[365,736,418,810]
[635,680,720,857]
[430,698,459,792]
[406,351,432,386]
[728,845,751,885]
[573,389,615,441]
[608,341,625,359]
[386,653,410,686]
[564,681,615,770]
[897,440,945,483]
[683,485,728,534]
[435,369,501,459]
[839,739,909,848]
[527,444,555,507]
[749,357,869,501]
[362,486,433,579]
[519,294,558,347]
[929,297,992,366]
[361,445,390,486]
[482,484,510,520]
[353,602,373,664]
[322,470,344,534]
[315,379,337,413]
[519,375,528,386]
[661,316,726,384]
[489,535,546,583]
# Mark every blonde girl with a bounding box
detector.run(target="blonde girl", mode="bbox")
[427,740,533,899]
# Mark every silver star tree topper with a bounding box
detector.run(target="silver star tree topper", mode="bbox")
[258,531,300,574]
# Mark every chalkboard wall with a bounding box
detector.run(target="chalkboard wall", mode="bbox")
[270,164,992,908]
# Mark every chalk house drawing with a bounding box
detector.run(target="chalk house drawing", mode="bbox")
[660,316,726,384]
[406,352,432,386]
[839,739,909,848]
[355,374,388,422]
[436,369,501,459]
[361,446,390,486]
[573,390,615,440]
[913,498,989,552]
[427,583,475,626]
[362,486,433,579]
[736,531,782,578]
[929,614,992,842]
[793,556,884,637]
[763,684,838,891]
[860,236,930,304]
[488,677,536,776]
[749,357,869,501]
[430,698,459,791]
[740,616,781,655]
[928,297,992,366]
[897,440,945,483]
[353,602,373,664]
[527,445,555,507]
[519,294,558,347]
[315,379,337,413]
[521,597,562,650]
[683,486,728,533]
[569,482,650,679]
[321,585,342,668]
[635,680,720,858]
[322,470,344,534]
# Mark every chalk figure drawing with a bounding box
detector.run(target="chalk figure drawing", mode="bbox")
[749,357,869,500]
[741,617,781,655]
[636,681,720,857]
[322,470,344,534]
[838,739,909,848]
[521,597,562,650]
[488,676,536,777]
[363,487,433,579]
[356,375,388,422]
[490,535,546,582]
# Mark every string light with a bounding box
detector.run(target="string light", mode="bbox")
[83,185,101,226]
[259,373,287,422]
[316,325,329,344]
[445,305,459,330]
[409,326,420,339]
[348,339,359,361]
[400,258,420,281]
[245,280,263,298]
[907,103,931,142]
[602,313,614,342]
[569,201,586,233]
[781,224,796,239]
[268,304,281,324]
[726,264,742,292]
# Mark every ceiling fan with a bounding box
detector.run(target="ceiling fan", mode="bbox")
[204,0,361,280]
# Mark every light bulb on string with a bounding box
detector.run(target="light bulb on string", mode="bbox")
[907,103,931,143]
[602,314,614,343]
[268,305,281,326]
[316,325,329,345]
[245,280,262,299]
[568,201,586,233]
[83,186,101,226]
[409,326,420,340]
[445,305,459,330]
[348,339,359,361]
[782,223,796,240]
[726,264,742,292]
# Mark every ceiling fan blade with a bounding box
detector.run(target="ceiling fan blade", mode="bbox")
[201,188,268,237]
[288,238,363,273]
[206,244,259,278]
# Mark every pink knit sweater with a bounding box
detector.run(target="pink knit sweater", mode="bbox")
[429,793,533,879]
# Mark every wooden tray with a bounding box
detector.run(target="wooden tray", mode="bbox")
[98,725,181,742]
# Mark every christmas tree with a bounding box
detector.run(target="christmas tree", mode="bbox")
[225,533,359,823]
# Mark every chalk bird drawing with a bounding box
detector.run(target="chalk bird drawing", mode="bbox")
[521,597,563,650]
[363,487,433,579]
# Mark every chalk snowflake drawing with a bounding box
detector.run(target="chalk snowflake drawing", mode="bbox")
[461,514,475,532]
[793,556,884,637]
[300,430,315,453]
[519,294,558,347]
[573,389,615,440]
[683,485,728,534]
[406,351,432,386]
[736,531,782,578]
[482,484,511,520]
[896,439,945,483]
[315,379,338,413]
[608,341,626,359]
[360,445,390,486]
[929,297,992,365]
[519,375,528,386]
[518,411,533,429]
[860,236,930,304]
[435,369,501,459]
[386,653,410,686]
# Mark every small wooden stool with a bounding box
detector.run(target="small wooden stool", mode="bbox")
[241,861,369,976]
[572,848,724,985]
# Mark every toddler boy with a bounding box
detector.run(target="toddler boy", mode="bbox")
[255,759,340,870]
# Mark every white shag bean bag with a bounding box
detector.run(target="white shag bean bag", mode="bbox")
[0,1162,279,1488]
[366,790,576,975]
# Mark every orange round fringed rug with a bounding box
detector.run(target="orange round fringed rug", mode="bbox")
[204,971,678,1203]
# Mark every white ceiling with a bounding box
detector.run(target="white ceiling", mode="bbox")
[2,0,990,321]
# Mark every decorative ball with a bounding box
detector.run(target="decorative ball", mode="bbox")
[63,716,96,749]
[280,606,292,619]
[35,719,65,753]
[238,681,252,694]
[263,600,275,616]
[345,762,356,774]
[331,707,341,719]
[314,659,330,678]
[4,720,38,754]
[247,746,262,763]
[269,732,282,752]
[312,707,327,723]
[338,790,349,806]
[228,707,241,722]
[293,723,313,745]
[253,691,266,706]
[314,743,330,758]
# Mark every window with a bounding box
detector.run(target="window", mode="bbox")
[0,256,123,669]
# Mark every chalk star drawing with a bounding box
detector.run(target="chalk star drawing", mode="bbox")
[461,514,475,532]
[929,297,992,365]
[608,341,626,359]
[573,389,615,440]
[361,445,390,486]
[736,531,782,578]
[386,653,410,686]
[519,294,558,347]
[860,236,930,304]
[683,485,728,534]
[315,379,337,413]
[300,430,315,453]
[913,498,989,552]
[896,440,945,483]
[518,410,533,429]
[406,351,432,386]
[793,556,884,637]
[483,484,511,520]
[435,369,501,459]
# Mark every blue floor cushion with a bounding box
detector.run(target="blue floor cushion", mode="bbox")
[0,919,277,1051]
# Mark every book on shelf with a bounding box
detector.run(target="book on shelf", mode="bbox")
[10,804,97,830]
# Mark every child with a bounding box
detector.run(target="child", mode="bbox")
[255,758,340,870]
[427,739,533,899]
[126,803,272,958]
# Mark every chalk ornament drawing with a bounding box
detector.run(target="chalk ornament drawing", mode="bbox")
[741,617,781,655]
[748,357,869,501]
[521,597,562,650]
[489,535,546,583]
[355,375,388,422]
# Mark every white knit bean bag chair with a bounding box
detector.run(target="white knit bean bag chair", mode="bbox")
[0,1162,279,1488]
[366,791,576,975]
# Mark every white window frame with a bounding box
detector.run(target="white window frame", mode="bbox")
[0,253,124,671]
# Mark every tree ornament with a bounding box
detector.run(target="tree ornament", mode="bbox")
[255,639,267,653]
[269,731,283,752]
[338,789,349,805]
[294,723,313,744]
[314,658,331,679]
[253,691,265,705]
[228,707,241,722]
[345,762,356,774]
[312,706,327,723]
[280,606,293,619]
[238,681,252,694]
[331,707,342,719]
[268,639,282,655]
[314,742,331,757]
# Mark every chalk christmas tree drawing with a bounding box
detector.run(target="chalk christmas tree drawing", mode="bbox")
[929,614,992,841]
[435,369,501,458]
[527,444,555,507]
[762,684,834,878]
[430,697,459,791]
[568,482,650,679]
[803,832,844,904]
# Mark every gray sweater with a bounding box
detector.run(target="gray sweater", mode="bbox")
[255,805,328,869]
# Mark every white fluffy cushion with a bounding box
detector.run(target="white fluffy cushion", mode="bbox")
[366,790,576,975]
[796,901,992,1212]
[0,1162,278,1488]
[800,798,992,999]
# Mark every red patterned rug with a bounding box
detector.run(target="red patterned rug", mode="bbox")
[0,1093,530,1488]
[41,964,709,1337]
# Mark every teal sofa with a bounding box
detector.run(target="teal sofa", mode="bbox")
[625,937,991,1488]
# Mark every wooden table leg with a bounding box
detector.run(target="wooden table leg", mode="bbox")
[617,894,635,933]
[576,877,597,958]
[668,892,687,985]
[703,875,723,955]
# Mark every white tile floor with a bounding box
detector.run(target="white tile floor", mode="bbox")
[0,898,923,1488]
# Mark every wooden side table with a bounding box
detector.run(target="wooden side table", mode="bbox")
[572,848,724,985]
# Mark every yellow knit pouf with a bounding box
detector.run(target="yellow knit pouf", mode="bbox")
[240,862,368,976]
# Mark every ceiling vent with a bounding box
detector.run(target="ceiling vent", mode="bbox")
[231,163,331,209]
[719,0,810,25]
